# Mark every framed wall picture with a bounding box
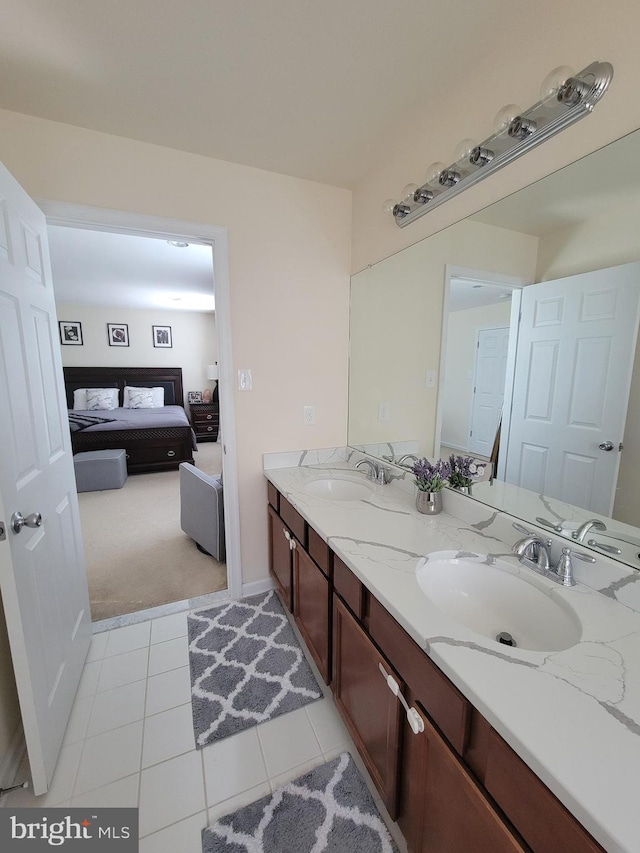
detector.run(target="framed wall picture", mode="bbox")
[58,320,83,346]
[153,325,172,348]
[187,391,203,403]
[107,323,129,347]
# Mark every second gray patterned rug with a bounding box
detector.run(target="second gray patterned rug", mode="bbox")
[188,590,323,747]
[202,752,398,853]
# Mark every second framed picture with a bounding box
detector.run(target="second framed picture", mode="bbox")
[153,325,172,348]
[107,323,129,347]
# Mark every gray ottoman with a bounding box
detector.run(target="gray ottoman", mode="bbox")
[74,449,128,493]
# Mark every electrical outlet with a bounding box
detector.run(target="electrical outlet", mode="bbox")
[238,369,253,391]
[303,405,316,425]
[378,402,389,421]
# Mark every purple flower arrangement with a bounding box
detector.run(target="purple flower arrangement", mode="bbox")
[411,458,451,493]
[448,454,484,489]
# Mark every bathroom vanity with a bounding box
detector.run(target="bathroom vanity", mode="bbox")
[264,450,640,853]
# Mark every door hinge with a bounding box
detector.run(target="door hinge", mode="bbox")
[619,442,624,452]
[0,522,5,541]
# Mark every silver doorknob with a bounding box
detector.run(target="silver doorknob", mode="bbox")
[598,441,614,452]
[10,511,43,535]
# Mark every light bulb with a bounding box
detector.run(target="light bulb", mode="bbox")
[425,161,446,184]
[382,199,397,216]
[453,139,476,163]
[540,65,575,100]
[401,183,419,201]
[493,104,522,135]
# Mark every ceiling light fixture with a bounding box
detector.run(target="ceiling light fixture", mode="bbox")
[383,61,613,228]
[167,240,189,248]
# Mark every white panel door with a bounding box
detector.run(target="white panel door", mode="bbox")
[0,162,91,794]
[503,263,640,515]
[468,326,510,457]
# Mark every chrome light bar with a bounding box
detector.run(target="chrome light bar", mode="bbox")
[389,61,613,228]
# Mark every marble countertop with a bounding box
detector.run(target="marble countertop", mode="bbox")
[264,456,640,853]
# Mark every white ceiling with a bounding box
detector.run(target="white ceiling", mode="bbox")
[48,226,215,311]
[449,278,513,313]
[0,0,521,188]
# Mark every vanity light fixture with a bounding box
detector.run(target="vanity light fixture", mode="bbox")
[383,61,613,228]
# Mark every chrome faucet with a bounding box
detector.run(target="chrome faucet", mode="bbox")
[512,534,552,574]
[397,453,419,468]
[512,523,595,586]
[355,458,390,485]
[572,519,606,543]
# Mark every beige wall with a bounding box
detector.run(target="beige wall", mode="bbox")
[349,220,537,456]
[441,301,513,451]
[351,0,640,274]
[56,303,217,406]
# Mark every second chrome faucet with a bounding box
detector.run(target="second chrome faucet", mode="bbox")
[512,524,595,587]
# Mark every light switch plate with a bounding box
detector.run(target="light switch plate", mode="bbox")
[238,369,253,391]
[303,405,316,425]
[426,370,437,389]
[378,402,389,421]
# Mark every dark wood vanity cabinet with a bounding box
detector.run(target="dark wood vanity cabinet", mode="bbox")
[401,699,527,853]
[294,544,331,683]
[267,504,294,611]
[266,483,606,853]
[268,485,332,683]
[332,596,404,819]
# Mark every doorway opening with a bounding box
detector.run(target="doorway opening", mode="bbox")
[436,266,529,479]
[39,201,242,623]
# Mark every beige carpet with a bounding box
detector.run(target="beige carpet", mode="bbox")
[78,442,227,622]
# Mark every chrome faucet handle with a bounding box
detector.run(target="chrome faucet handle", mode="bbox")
[376,465,391,485]
[553,547,596,587]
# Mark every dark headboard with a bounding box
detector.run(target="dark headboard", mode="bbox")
[63,366,185,409]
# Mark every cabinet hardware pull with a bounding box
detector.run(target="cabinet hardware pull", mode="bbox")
[206,414,212,419]
[290,539,297,551]
[283,529,291,541]
[207,426,213,431]
[378,662,424,735]
[167,450,176,457]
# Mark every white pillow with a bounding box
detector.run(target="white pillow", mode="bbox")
[73,388,119,410]
[126,388,154,409]
[123,386,164,408]
[85,389,118,411]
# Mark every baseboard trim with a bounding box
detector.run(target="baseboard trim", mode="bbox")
[241,578,275,598]
[0,723,25,790]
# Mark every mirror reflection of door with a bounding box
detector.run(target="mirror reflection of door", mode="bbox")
[469,327,510,457]
[502,261,640,516]
[440,277,517,462]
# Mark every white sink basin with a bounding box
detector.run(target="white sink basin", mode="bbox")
[416,551,582,652]
[303,477,374,501]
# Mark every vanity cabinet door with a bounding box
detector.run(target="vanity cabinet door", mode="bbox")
[332,596,403,818]
[294,545,331,683]
[405,702,527,853]
[267,505,293,611]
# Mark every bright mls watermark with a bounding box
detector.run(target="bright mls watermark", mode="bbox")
[0,809,138,850]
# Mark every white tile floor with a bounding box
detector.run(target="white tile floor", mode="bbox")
[2,609,407,852]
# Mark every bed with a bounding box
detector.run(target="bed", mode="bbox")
[64,366,196,474]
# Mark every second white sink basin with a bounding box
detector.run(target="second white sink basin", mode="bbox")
[416,551,582,652]
[304,476,374,501]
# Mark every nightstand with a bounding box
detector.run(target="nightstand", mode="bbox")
[189,401,219,442]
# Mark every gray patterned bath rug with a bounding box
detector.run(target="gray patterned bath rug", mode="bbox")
[202,752,398,853]
[188,590,323,747]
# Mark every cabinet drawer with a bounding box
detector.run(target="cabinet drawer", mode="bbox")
[193,411,219,424]
[333,556,365,619]
[308,526,331,577]
[279,495,306,545]
[267,481,279,512]
[369,595,470,755]
[484,730,605,853]
[196,423,218,435]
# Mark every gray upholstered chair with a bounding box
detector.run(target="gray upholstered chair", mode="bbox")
[179,463,225,561]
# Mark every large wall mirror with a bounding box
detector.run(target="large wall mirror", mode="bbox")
[348,129,640,569]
